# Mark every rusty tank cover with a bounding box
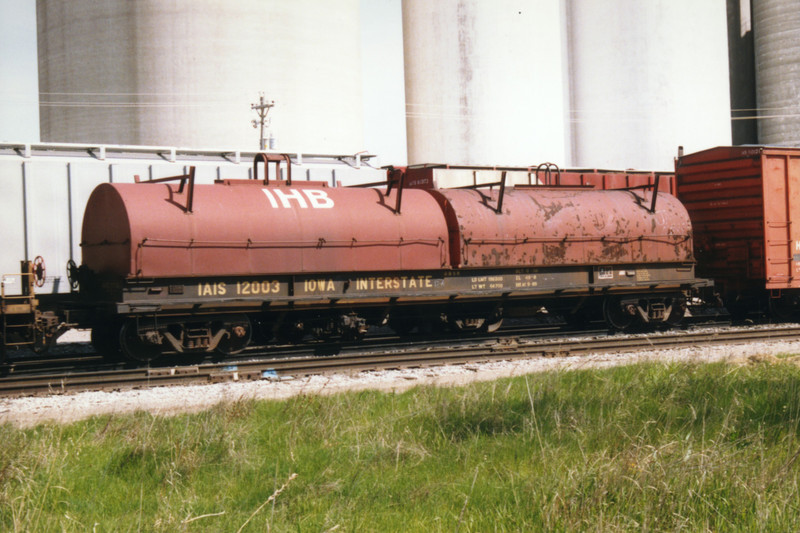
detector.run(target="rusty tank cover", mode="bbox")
[429,187,693,268]
[81,179,450,278]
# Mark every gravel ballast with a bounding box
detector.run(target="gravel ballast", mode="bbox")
[3,336,800,428]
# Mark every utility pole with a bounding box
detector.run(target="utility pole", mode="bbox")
[251,94,275,150]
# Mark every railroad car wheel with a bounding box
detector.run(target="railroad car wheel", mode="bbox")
[389,318,415,336]
[484,318,504,333]
[450,317,486,332]
[603,297,634,331]
[277,320,305,344]
[215,316,253,355]
[119,320,163,362]
[252,318,275,344]
[389,310,417,336]
[769,293,800,321]
[484,307,504,333]
[338,313,368,341]
[448,316,503,333]
[665,297,688,327]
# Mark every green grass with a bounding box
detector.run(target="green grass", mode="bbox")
[3,359,800,531]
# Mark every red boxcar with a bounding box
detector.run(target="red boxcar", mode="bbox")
[675,146,800,315]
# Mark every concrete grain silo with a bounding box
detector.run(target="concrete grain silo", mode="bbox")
[402,0,568,166]
[566,0,732,170]
[753,0,800,145]
[36,0,364,153]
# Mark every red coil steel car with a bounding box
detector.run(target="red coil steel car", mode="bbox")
[70,154,706,361]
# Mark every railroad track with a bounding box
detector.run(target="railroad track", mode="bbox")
[1,324,798,398]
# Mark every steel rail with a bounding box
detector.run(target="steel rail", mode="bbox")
[1,325,799,398]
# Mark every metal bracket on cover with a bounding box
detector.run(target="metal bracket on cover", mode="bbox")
[624,174,661,213]
[134,166,196,213]
[254,153,292,185]
[349,166,406,214]
[454,171,507,214]
[384,167,405,213]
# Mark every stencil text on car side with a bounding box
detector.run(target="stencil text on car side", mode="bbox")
[262,189,334,208]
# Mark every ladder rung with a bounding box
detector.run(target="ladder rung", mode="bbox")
[5,341,33,347]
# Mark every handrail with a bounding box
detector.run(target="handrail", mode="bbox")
[535,162,561,186]
[1,261,35,302]
[254,153,292,185]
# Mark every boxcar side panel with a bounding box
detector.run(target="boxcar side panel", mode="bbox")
[675,149,765,294]
[763,151,800,289]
